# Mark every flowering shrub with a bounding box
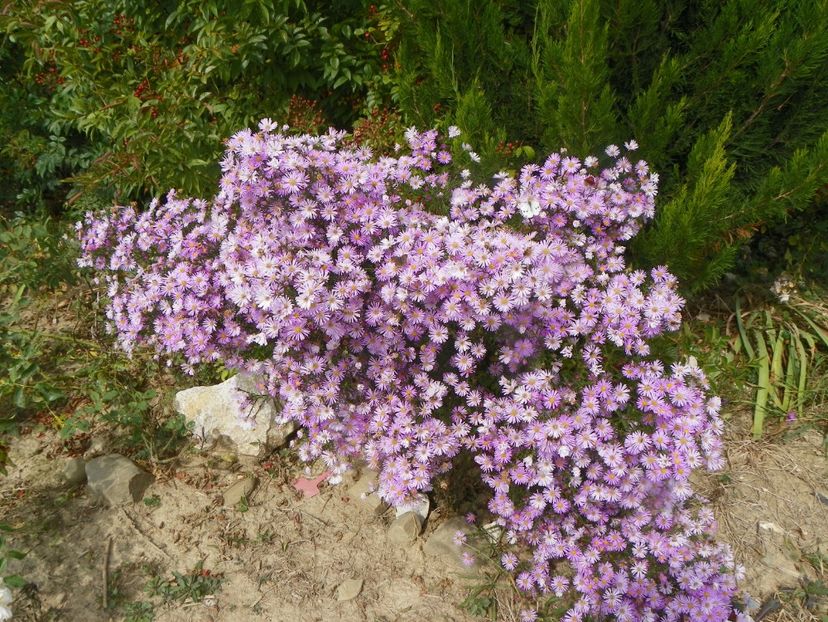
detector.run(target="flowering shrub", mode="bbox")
[78,122,750,621]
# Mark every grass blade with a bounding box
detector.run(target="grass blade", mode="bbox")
[753,330,770,439]
[792,308,828,350]
[781,340,796,413]
[734,298,755,360]
[769,331,785,409]
[792,328,809,416]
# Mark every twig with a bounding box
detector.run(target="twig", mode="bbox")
[272,502,330,527]
[102,536,113,610]
[119,508,173,559]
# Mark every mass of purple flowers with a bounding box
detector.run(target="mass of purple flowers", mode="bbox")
[78,121,752,621]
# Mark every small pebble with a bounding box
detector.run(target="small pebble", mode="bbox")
[336,578,363,602]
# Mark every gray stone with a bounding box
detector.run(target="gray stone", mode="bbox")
[752,551,803,595]
[815,490,828,507]
[174,373,295,459]
[86,454,153,505]
[423,517,470,564]
[348,471,388,516]
[83,435,109,459]
[394,493,430,521]
[223,474,257,507]
[336,578,363,602]
[388,512,423,545]
[62,457,87,486]
[361,493,387,516]
[757,520,801,560]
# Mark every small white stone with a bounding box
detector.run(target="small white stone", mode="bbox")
[336,578,363,602]
[394,493,430,521]
[222,474,257,507]
[757,521,787,537]
[481,521,503,543]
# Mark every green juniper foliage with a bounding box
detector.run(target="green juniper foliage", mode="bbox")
[392,0,828,293]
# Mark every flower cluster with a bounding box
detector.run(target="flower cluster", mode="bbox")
[78,121,750,621]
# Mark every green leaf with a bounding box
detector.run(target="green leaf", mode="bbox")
[793,308,828,350]
[769,331,784,409]
[753,330,770,439]
[734,299,755,360]
[781,340,796,413]
[4,574,26,588]
[13,387,27,410]
[793,328,809,416]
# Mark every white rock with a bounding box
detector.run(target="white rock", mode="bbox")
[174,374,295,459]
[757,521,787,537]
[394,493,430,521]
[336,578,363,602]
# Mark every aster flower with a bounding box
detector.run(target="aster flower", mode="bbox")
[79,123,747,622]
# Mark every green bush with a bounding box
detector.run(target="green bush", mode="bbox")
[0,213,195,473]
[0,0,392,209]
[391,0,828,293]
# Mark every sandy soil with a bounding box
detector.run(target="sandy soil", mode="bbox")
[1,422,826,622]
[701,428,828,621]
[0,431,479,622]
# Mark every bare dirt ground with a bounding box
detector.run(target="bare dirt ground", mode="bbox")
[1,419,826,621]
[0,430,479,622]
[701,426,828,621]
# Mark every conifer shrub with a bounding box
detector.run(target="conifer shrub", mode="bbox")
[390,0,828,293]
[79,122,752,621]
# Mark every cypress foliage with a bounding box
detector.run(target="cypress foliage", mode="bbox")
[533,0,618,155]
[391,0,828,293]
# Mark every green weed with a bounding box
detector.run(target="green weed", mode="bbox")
[0,522,26,590]
[146,561,222,604]
[143,495,161,508]
[733,291,828,438]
